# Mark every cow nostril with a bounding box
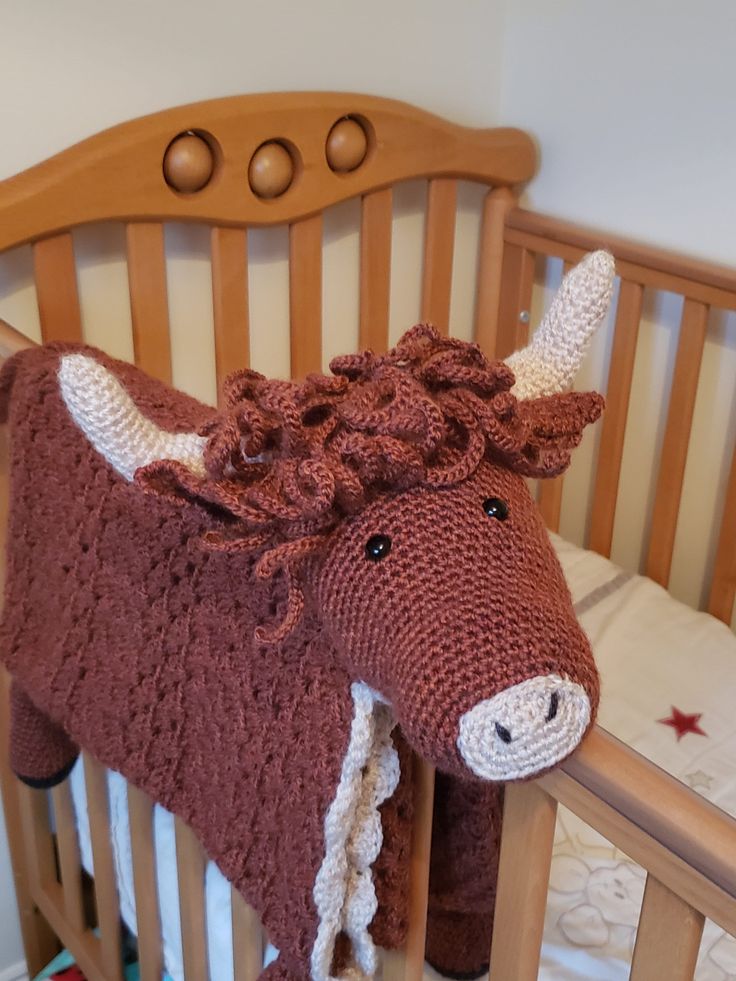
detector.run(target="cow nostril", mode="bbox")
[546,691,559,723]
[495,722,512,744]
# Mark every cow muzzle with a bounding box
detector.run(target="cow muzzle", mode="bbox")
[456,674,591,781]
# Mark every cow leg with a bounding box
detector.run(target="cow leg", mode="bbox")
[9,681,78,787]
[424,773,503,978]
[425,910,492,979]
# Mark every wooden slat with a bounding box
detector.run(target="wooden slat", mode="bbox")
[51,780,86,934]
[18,783,57,894]
[126,222,172,383]
[128,784,163,981]
[488,783,557,981]
[382,757,435,981]
[289,213,323,378]
[495,243,535,360]
[84,754,124,981]
[15,774,66,973]
[232,887,264,981]
[211,225,250,397]
[359,188,392,352]
[708,440,736,622]
[474,187,515,356]
[538,476,564,532]
[646,298,709,586]
[33,233,83,342]
[421,178,457,333]
[588,280,644,556]
[0,317,36,358]
[630,875,704,981]
[175,816,208,981]
[32,881,110,981]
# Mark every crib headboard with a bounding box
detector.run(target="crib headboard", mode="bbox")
[0,92,536,381]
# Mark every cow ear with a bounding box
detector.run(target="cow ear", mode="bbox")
[134,459,245,528]
[506,251,614,400]
[58,353,207,481]
[510,390,605,478]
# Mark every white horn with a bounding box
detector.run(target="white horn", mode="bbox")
[506,250,615,400]
[58,354,207,481]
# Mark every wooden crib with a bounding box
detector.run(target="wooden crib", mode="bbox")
[0,92,735,981]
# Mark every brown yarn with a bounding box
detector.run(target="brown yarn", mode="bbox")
[138,325,603,641]
[0,336,603,980]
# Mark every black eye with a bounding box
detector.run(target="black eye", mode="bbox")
[365,534,392,562]
[483,497,509,521]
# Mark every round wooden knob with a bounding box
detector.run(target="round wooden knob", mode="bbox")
[326,118,368,173]
[163,133,215,193]
[249,142,294,199]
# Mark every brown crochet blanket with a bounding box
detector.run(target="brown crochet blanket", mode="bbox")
[0,289,607,980]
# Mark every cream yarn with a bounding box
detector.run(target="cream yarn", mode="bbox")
[507,250,615,400]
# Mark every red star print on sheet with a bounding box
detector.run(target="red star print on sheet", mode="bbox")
[657,707,708,741]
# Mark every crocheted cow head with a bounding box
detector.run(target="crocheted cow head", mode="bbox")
[58,251,613,783]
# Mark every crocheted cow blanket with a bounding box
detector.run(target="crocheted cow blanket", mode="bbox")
[0,252,613,981]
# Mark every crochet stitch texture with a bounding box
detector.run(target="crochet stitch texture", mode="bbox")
[0,325,602,980]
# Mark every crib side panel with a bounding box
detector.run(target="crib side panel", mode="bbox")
[0,671,61,974]
[588,279,644,555]
[487,729,736,981]
[501,208,736,626]
[0,756,112,981]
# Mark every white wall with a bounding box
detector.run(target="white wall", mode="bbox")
[1,0,504,179]
[0,0,506,972]
[499,0,736,607]
[499,0,736,265]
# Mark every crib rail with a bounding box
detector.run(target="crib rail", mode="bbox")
[5,703,736,981]
[488,727,736,981]
[505,209,736,306]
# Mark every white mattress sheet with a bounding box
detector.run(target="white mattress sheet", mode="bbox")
[68,534,736,980]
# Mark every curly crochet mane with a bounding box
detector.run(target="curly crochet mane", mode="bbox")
[138,325,603,641]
